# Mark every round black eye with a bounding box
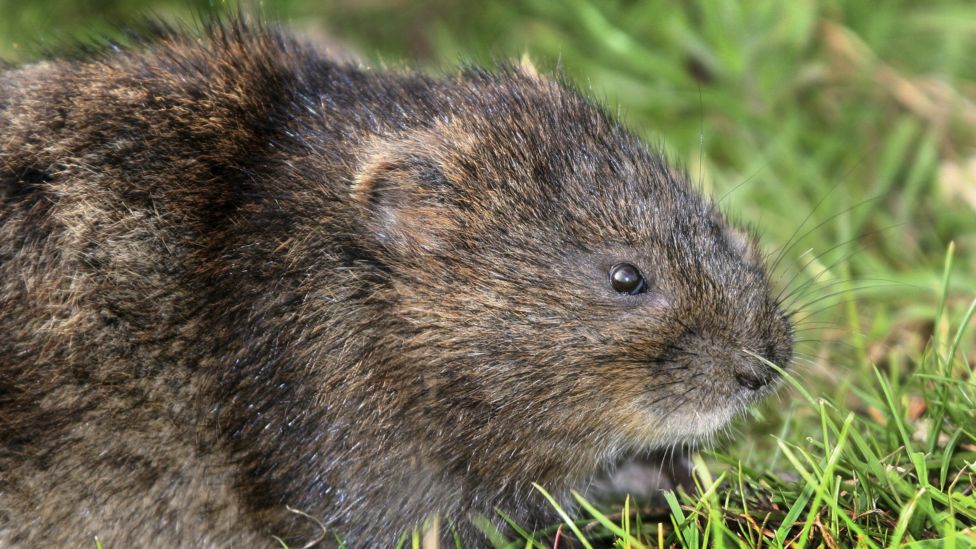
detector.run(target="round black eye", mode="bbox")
[609,263,645,295]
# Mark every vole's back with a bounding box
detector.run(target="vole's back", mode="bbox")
[0,27,382,546]
[0,24,538,546]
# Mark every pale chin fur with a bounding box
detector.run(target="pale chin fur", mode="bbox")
[665,373,787,448]
[629,398,752,452]
[660,406,740,443]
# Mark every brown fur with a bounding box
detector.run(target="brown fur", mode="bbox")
[0,22,793,546]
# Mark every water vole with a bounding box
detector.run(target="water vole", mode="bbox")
[0,22,793,546]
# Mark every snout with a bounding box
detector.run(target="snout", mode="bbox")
[673,320,793,396]
[734,325,794,392]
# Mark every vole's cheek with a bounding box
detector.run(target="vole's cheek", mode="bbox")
[643,293,671,311]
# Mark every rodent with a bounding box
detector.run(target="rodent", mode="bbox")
[0,21,794,547]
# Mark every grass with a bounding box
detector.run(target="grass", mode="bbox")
[3,0,974,546]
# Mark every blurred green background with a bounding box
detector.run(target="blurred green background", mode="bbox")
[2,1,975,543]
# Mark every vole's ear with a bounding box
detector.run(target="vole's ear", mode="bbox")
[723,222,762,268]
[351,148,460,255]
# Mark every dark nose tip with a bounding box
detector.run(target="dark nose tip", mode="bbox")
[735,352,779,390]
[735,372,768,391]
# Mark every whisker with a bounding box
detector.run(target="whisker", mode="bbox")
[787,281,910,320]
[718,164,764,204]
[766,180,846,278]
[787,282,900,318]
[768,191,881,279]
[776,221,905,304]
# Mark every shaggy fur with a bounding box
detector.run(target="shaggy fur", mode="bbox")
[0,22,793,547]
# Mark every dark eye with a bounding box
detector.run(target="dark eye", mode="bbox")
[608,262,646,295]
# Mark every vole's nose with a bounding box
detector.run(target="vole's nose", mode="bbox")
[734,369,773,391]
[735,340,791,391]
[672,320,790,393]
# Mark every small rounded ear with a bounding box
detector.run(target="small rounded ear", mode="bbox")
[351,148,460,255]
[723,222,762,267]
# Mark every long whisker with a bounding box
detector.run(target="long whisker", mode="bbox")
[767,182,873,283]
[778,246,864,306]
[776,221,905,304]
[785,279,913,318]
[790,285,892,320]
[718,164,765,204]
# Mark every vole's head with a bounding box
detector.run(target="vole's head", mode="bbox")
[352,69,793,472]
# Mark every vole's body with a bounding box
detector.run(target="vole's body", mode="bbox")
[0,24,792,546]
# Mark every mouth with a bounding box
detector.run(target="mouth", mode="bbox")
[624,351,790,448]
[660,366,782,440]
